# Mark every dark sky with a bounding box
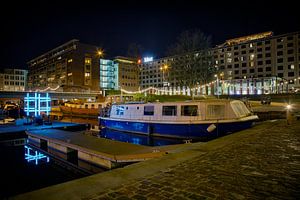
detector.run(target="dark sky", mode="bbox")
[1,0,299,69]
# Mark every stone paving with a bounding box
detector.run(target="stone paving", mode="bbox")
[89,120,300,200]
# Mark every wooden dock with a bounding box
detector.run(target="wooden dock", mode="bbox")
[26,129,167,169]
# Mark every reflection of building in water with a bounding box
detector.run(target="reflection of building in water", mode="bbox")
[24,145,49,165]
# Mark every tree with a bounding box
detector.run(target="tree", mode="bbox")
[127,43,144,59]
[166,29,215,98]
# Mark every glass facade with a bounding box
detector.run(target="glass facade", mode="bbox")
[100,59,118,90]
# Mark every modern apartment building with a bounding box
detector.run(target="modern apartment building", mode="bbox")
[27,39,102,92]
[0,68,28,91]
[139,31,300,95]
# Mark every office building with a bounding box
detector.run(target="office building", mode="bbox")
[139,31,300,95]
[27,39,102,92]
[0,68,28,91]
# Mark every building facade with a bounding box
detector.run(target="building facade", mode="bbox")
[27,39,101,92]
[0,68,28,91]
[139,31,300,95]
[115,57,139,92]
[100,57,139,92]
[213,31,300,94]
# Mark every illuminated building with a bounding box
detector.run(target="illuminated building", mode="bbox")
[27,39,101,92]
[139,31,300,95]
[115,57,139,92]
[0,68,28,91]
[213,31,300,94]
[100,57,139,92]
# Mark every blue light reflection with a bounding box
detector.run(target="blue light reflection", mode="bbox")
[24,145,50,165]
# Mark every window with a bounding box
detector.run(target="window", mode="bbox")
[257,54,263,59]
[162,106,177,116]
[287,43,293,47]
[207,105,225,119]
[288,57,294,62]
[287,49,293,54]
[258,61,263,65]
[181,105,198,116]
[266,60,271,64]
[116,106,125,115]
[258,68,263,72]
[266,67,271,71]
[277,58,283,63]
[277,66,283,70]
[257,48,262,52]
[265,46,271,51]
[250,69,255,73]
[288,72,294,77]
[144,106,154,116]
[278,73,283,77]
[265,53,271,57]
[242,69,247,74]
[277,51,283,56]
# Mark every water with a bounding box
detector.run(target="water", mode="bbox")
[0,142,87,199]
[99,128,184,146]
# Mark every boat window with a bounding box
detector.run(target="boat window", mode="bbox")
[231,101,250,117]
[137,107,139,110]
[162,106,177,116]
[181,105,198,116]
[116,106,125,115]
[206,105,225,119]
[144,106,154,115]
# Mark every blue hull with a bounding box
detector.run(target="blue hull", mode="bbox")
[100,118,255,139]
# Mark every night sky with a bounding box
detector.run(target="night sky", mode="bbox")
[1,0,299,69]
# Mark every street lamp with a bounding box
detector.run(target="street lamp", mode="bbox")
[214,74,219,99]
[160,64,169,87]
[97,50,104,57]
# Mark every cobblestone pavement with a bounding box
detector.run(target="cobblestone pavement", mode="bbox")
[89,120,300,200]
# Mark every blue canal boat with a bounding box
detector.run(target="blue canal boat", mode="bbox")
[99,99,258,139]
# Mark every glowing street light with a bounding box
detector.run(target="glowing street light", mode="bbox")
[160,64,169,87]
[97,50,103,56]
[214,74,219,99]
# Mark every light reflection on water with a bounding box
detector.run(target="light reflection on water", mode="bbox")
[99,128,184,146]
[24,145,49,165]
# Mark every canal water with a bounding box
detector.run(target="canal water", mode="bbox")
[0,128,183,198]
[99,128,184,146]
[0,142,88,199]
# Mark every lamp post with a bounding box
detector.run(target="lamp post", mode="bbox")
[214,74,219,99]
[160,64,169,87]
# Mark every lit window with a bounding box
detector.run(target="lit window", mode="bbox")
[85,58,91,64]
[249,43,253,48]
[250,54,255,60]
[68,73,72,76]
[291,64,295,69]
[68,59,73,63]
[85,73,90,77]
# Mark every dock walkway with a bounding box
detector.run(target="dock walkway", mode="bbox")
[26,129,166,169]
